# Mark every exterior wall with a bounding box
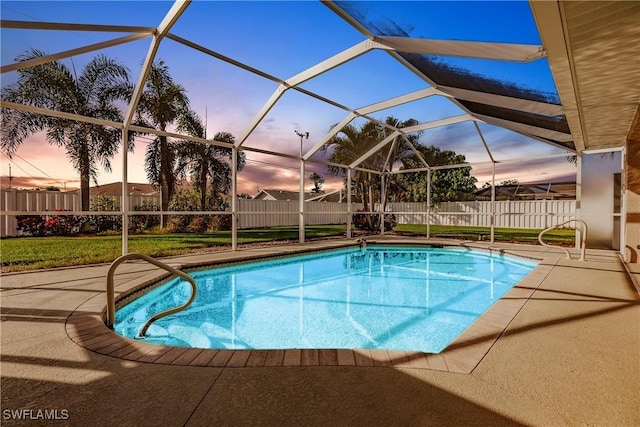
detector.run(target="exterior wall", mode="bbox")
[625,113,640,262]
[579,152,622,250]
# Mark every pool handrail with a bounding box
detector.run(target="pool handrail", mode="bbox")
[538,219,588,261]
[106,252,197,337]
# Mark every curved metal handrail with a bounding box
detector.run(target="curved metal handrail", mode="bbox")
[106,253,197,337]
[538,219,588,261]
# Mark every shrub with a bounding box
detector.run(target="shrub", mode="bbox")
[210,214,232,231]
[352,210,397,232]
[165,216,186,233]
[130,200,160,233]
[166,188,202,232]
[165,189,231,233]
[44,214,84,236]
[16,215,46,236]
[187,215,209,233]
[90,194,121,233]
[16,211,83,236]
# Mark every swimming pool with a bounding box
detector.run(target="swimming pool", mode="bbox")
[114,246,537,354]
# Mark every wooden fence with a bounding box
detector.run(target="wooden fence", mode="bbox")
[1,189,576,236]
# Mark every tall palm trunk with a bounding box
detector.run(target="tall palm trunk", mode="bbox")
[159,136,173,224]
[78,142,91,212]
[367,173,376,230]
[199,161,208,209]
[80,175,90,211]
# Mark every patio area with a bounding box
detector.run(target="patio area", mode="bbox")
[1,1,639,424]
[2,238,638,426]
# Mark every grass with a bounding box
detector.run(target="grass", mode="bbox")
[394,224,575,244]
[1,224,575,272]
[0,225,348,272]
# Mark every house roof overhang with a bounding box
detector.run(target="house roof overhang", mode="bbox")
[530,1,640,153]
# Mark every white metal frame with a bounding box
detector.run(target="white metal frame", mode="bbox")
[0,0,586,253]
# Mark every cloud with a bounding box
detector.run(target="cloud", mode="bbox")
[0,175,80,191]
[472,156,576,186]
[237,151,343,196]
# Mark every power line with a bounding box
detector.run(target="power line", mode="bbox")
[1,152,33,177]
[8,152,68,187]
[2,153,65,187]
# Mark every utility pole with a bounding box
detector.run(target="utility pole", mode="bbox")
[8,164,12,189]
[294,130,309,159]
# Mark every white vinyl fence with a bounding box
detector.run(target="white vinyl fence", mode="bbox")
[388,200,576,229]
[236,199,350,229]
[1,188,576,236]
[0,189,161,237]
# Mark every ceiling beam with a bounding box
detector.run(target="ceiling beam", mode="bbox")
[355,87,438,115]
[529,1,586,152]
[286,39,379,88]
[1,33,151,74]
[349,132,400,169]
[0,20,155,33]
[474,113,573,144]
[303,113,356,161]
[123,0,191,128]
[436,85,563,116]
[235,84,287,148]
[375,36,545,62]
[400,114,472,134]
[1,100,124,128]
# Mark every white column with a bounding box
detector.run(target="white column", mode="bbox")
[575,154,582,250]
[619,148,626,255]
[380,174,386,235]
[426,169,431,239]
[491,162,496,243]
[299,158,305,244]
[231,147,238,251]
[347,169,352,238]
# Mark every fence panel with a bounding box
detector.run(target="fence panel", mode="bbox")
[1,189,81,236]
[236,199,352,229]
[1,189,577,236]
[388,200,576,228]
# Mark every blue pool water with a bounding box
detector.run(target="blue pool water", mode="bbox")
[114,246,537,354]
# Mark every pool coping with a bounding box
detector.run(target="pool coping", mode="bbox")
[65,241,555,374]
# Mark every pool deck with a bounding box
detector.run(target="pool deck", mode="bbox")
[1,237,639,426]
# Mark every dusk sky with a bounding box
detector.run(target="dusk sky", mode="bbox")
[0,1,577,195]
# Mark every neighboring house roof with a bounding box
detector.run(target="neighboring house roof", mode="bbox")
[474,182,576,200]
[90,182,159,196]
[253,189,308,201]
[253,189,360,203]
[305,189,355,203]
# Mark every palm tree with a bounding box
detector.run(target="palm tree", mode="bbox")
[136,60,190,214]
[1,49,132,210]
[175,110,245,209]
[323,116,420,228]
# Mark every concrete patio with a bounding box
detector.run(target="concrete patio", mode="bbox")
[1,239,639,426]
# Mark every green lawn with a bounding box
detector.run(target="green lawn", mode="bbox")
[394,224,575,245]
[0,225,348,272]
[1,224,575,272]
